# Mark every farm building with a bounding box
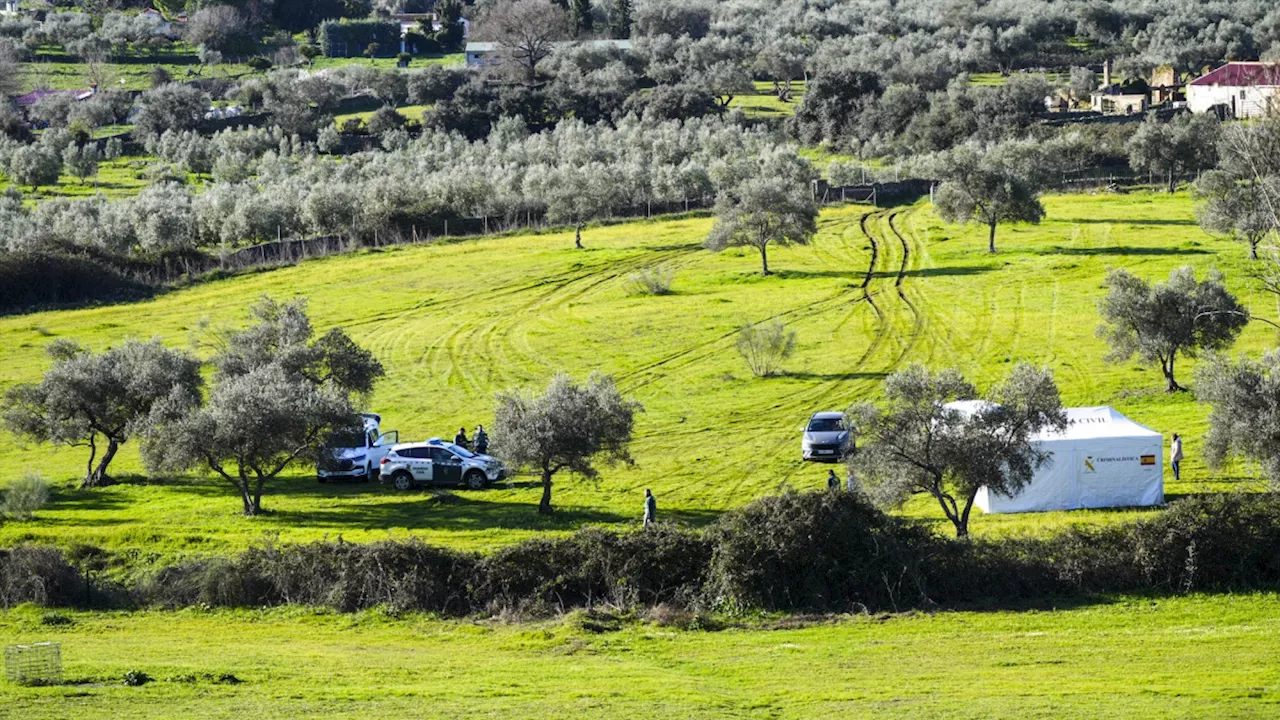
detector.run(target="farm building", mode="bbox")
[1090,60,1150,115]
[1187,62,1280,118]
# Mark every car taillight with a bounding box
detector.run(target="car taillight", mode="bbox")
[380,457,390,465]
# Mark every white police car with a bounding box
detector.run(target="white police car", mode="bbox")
[317,413,400,482]
[380,438,506,491]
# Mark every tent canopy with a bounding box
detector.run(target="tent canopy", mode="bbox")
[943,403,1164,514]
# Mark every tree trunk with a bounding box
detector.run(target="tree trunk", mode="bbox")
[760,243,771,275]
[1167,170,1176,194]
[538,468,553,515]
[1162,356,1182,392]
[575,223,584,249]
[1251,237,1259,261]
[987,221,998,254]
[82,438,118,488]
[239,472,262,516]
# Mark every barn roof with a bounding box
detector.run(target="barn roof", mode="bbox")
[1190,62,1280,88]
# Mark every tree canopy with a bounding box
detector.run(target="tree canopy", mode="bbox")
[848,363,1067,537]
[143,297,384,515]
[3,339,202,488]
[493,372,641,515]
[704,148,818,275]
[1097,266,1249,392]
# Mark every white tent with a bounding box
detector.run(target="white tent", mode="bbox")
[972,405,1164,513]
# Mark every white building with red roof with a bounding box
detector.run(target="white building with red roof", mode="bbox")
[1187,62,1280,118]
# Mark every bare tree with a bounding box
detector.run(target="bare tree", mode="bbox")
[476,0,571,83]
[493,372,641,515]
[736,320,796,377]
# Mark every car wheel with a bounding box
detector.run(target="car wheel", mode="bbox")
[465,470,488,490]
[363,465,375,483]
[317,475,328,484]
[392,472,413,491]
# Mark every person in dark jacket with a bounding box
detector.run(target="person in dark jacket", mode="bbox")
[643,488,656,528]
[474,425,489,454]
[454,427,469,449]
[827,469,840,491]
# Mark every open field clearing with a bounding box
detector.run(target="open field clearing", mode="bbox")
[2,593,1280,718]
[0,192,1272,561]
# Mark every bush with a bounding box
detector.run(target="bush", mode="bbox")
[627,264,675,295]
[706,490,931,612]
[0,546,85,608]
[735,319,795,377]
[474,525,712,615]
[2,472,51,520]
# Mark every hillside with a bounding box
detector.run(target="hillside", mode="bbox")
[0,192,1270,559]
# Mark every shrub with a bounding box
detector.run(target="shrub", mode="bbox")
[735,319,795,377]
[627,264,675,295]
[705,490,931,612]
[0,546,85,608]
[474,525,711,616]
[2,471,51,520]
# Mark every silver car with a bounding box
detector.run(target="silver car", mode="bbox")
[801,411,852,462]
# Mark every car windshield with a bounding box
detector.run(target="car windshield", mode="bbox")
[447,443,476,458]
[808,418,845,432]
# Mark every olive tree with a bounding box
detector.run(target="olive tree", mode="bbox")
[1197,351,1280,487]
[143,297,384,516]
[1097,266,1249,392]
[704,149,818,275]
[2,339,203,488]
[1126,112,1220,193]
[7,145,62,191]
[847,363,1066,538]
[133,83,210,141]
[493,372,641,515]
[1194,170,1274,260]
[930,142,1046,254]
[540,162,616,249]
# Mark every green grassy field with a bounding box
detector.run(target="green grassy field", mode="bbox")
[17,50,464,93]
[728,80,806,117]
[3,593,1279,718]
[332,103,432,128]
[0,156,159,203]
[0,191,1271,564]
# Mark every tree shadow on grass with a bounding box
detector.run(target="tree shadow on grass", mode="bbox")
[1057,218,1199,226]
[1048,246,1211,257]
[782,371,888,382]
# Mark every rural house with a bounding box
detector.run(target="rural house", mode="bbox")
[1090,60,1150,115]
[1187,62,1280,118]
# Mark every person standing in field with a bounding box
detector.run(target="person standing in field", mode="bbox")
[643,488,656,528]
[454,427,469,450]
[1171,433,1184,481]
[474,425,489,455]
[827,469,840,491]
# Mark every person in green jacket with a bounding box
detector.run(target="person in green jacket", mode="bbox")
[643,488,656,528]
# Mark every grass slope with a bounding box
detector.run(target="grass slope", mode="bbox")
[0,192,1272,561]
[3,593,1280,718]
